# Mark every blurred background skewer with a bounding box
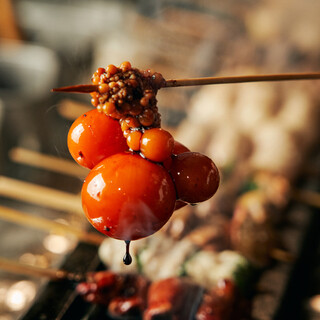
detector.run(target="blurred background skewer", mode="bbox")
[0,256,82,282]
[9,147,88,179]
[0,205,104,246]
[164,71,320,87]
[0,176,82,213]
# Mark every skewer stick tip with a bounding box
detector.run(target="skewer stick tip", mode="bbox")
[51,84,99,94]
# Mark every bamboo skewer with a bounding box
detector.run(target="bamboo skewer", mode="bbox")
[52,71,320,93]
[0,176,82,214]
[9,147,88,179]
[58,99,91,120]
[0,257,82,281]
[0,0,23,41]
[52,84,99,93]
[164,72,320,87]
[270,248,295,263]
[291,188,320,209]
[0,205,104,246]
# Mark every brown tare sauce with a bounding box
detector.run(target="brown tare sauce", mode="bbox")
[123,240,132,265]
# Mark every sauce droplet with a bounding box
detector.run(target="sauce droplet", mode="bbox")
[123,240,132,265]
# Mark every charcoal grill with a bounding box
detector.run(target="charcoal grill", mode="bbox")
[0,147,317,320]
[1,2,320,319]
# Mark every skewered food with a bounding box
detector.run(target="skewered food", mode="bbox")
[230,190,279,267]
[249,120,303,179]
[195,279,244,320]
[53,62,320,320]
[252,171,291,208]
[76,271,149,318]
[144,277,203,320]
[76,271,250,320]
[57,62,220,263]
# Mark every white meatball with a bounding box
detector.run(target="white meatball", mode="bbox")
[187,84,235,129]
[233,82,277,135]
[174,119,211,153]
[249,120,302,178]
[206,123,252,169]
[278,88,318,151]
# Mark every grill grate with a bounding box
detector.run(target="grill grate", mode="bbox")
[21,243,102,320]
[0,103,319,320]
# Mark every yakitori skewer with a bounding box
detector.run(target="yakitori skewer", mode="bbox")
[164,71,320,87]
[0,176,82,214]
[0,205,104,245]
[270,248,295,263]
[291,188,320,209]
[57,99,91,120]
[52,71,320,93]
[0,257,82,281]
[9,147,88,179]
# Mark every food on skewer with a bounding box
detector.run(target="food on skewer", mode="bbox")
[76,270,149,318]
[52,62,320,320]
[249,120,303,179]
[54,62,220,265]
[278,86,320,151]
[185,250,251,290]
[252,171,291,208]
[161,205,198,240]
[230,190,280,268]
[144,277,203,320]
[195,278,250,320]
[98,218,248,286]
[76,270,250,320]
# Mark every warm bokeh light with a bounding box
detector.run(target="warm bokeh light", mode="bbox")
[5,281,36,312]
[43,234,74,254]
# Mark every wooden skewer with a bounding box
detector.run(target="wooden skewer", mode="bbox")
[270,248,295,263]
[0,257,83,282]
[0,0,23,41]
[9,147,88,179]
[164,71,320,87]
[52,71,320,93]
[291,188,320,209]
[52,84,99,93]
[0,205,104,246]
[58,99,91,121]
[0,176,82,214]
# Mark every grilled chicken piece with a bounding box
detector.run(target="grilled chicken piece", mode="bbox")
[196,279,236,320]
[144,277,203,320]
[77,271,251,319]
[278,86,319,152]
[76,271,149,318]
[184,250,250,290]
[185,219,230,252]
[139,234,197,281]
[230,190,278,267]
[99,233,197,281]
[253,171,291,208]
[139,217,230,281]
[161,205,199,240]
[249,120,303,179]
[196,278,251,320]
[76,271,118,306]
[206,125,253,169]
